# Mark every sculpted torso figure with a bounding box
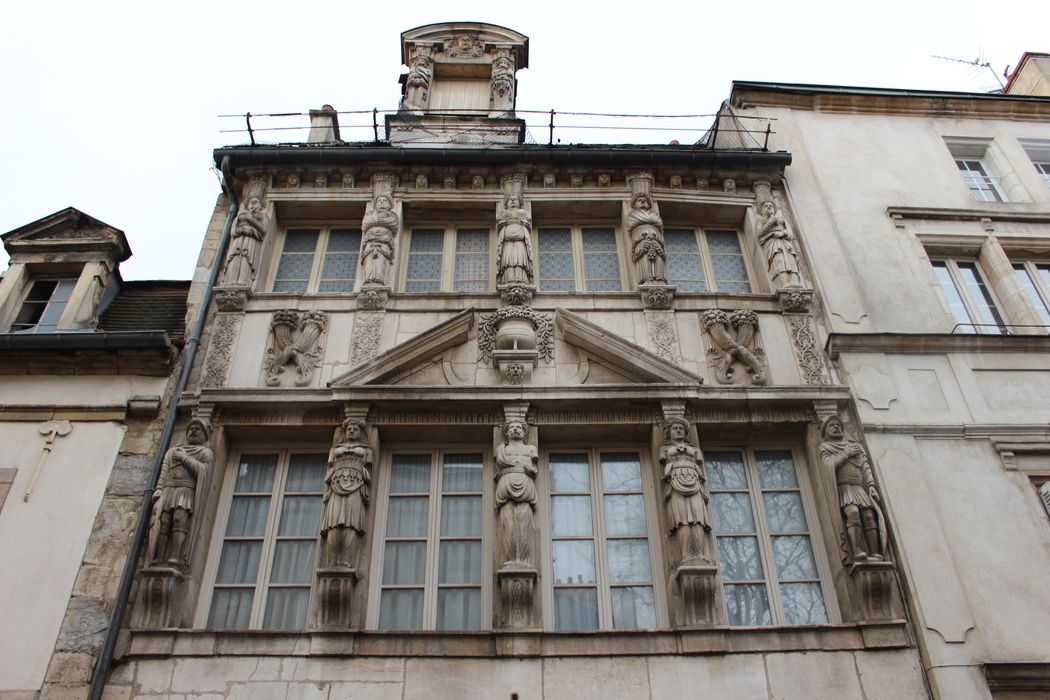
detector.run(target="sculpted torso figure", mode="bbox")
[223,197,268,287]
[150,419,213,569]
[819,416,885,562]
[360,196,399,286]
[496,194,534,286]
[321,419,373,569]
[756,200,801,288]
[494,420,539,569]
[627,195,668,285]
[660,418,711,564]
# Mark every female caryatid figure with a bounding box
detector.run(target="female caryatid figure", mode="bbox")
[494,420,539,569]
[756,199,802,288]
[222,197,269,287]
[320,418,373,569]
[627,194,668,285]
[660,418,711,565]
[496,193,534,286]
[360,195,399,286]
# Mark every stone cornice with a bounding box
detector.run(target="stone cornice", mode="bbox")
[826,332,1050,358]
[889,206,1050,225]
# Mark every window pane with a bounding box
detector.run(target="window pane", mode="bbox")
[724,584,772,626]
[552,496,593,536]
[390,454,431,493]
[771,536,818,579]
[216,541,263,584]
[262,588,311,629]
[706,452,747,489]
[607,539,652,583]
[379,589,424,630]
[781,582,828,625]
[285,454,326,492]
[269,541,316,584]
[442,453,483,492]
[234,454,278,492]
[933,262,975,331]
[706,230,751,293]
[762,492,807,533]
[582,228,621,291]
[600,452,642,491]
[208,589,254,629]
[405,229,444,293]
[318,228,361,293]
[453,229,490,292]
[273,229,319,293]
[382,541,427,584]
[386,497,429,537]
[12,280,58,330]
[550,454,590,492]
[438,541,482,584]
[277,496,321,536]
[440,495,482,536]
[664,229,707,292]
[711,493,755,533]
[437,588,482,631]
[554,589,598,631]
[538,228,575,292]
[553,540,596,584]
[226,496,270,536]
[755,451,799,489]
[717,536,763,580]
[1014,264,1050,325]
[957,263,1004,332]
[611,586,656,629]
[603,495,646,536]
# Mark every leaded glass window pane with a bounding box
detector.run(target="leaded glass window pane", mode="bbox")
[453,229,490,292]
[273,229,319,293]
[582,228,621,291]
[665,229,707,292]
[706,230,751,293]
[405,229,444,293]
[538,228,575,292]
[318,228,361,293]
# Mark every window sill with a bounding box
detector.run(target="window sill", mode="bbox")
[125,621,910,659]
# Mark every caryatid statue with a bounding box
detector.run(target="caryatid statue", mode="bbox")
[490,49,515,113]
[360,194,400,286]
[496,191,534,286]
[494,419,539,569]
[402,45,433,112]
[149,418,213,569]
[320,418,373,569]
[755,198,802,289]
[627,192,668,285]
[819,415,887,563]
[222,195,270,287]
[660,418,711,565]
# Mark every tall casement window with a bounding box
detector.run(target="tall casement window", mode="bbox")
[1019,139,1050,188]
[707,449,830,626]
[371,452,489,631]
[271,227,362,293]
[1013,261,1050,325]
[205,451,326,629]
[536,227,624,292]
[945,138,1006,203]
[545,451,661,630]
[664,228,753,293]
[932,260,1006,334]
[402,227,492,293]
[9,278,77,332]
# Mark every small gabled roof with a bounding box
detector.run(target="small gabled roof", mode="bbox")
[2,207,131,262]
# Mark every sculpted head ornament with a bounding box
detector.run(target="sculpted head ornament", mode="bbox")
[186,418,211,444]
[663,417,691,442]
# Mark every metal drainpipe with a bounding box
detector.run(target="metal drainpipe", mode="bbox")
[88,164,238,699]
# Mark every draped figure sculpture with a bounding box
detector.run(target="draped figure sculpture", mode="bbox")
[494,419,538,569]
[660,417,711,565]
[496,192,534,286]
[149,419,213,569]
[756,199,802,288]
[222,197,269,287]
[320,418,373,569]
[360,195,399,286]
[626,193,668,285]
[819,415,887,563]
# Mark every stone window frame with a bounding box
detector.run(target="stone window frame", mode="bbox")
[365,446,495,631]
[704,444,840,627]
[537,445,670,631]
[930,258,1008,334]
[1011,260,1050,325]
[4,276,79,333]
[267,222,363,294]
[398,223,496,294]
[662,226,755,294]
[535,224,629,293]
[196,447,329,630]
[1018,138,1050,188]
[944,137,1008,203]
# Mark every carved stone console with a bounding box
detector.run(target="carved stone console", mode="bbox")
[478,307,553,384]
[849,560,896,621]
[674,564,719,626]
[316,568,358,630]
[134,566,189,629]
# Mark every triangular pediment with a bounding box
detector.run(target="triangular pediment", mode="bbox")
[2,207,131,262]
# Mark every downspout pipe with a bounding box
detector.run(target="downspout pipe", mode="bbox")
[88,158,239,699]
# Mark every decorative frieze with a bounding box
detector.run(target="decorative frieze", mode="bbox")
[788,315,827,384]
[371,410,501,425]
[264,310,328,387]
[201,313,241,389]
[701,309,767,385]
[646,310,681,364]
[532,409,660,425]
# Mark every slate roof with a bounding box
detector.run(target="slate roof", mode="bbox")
[97,280,190,345]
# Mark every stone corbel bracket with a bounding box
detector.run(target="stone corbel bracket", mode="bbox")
[478,306,554,384]
[701,309,768,385]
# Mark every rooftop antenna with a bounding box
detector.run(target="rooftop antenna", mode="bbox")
[932,51,1006,90]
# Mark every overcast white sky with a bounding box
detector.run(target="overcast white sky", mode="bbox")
[1,0,1046,280]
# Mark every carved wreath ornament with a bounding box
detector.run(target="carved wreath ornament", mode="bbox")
[477,307,554,364]
[265,310,328,386]
[701,309,767,385]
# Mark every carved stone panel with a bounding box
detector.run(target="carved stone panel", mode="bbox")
[201,313,242,389]
[349,311,385,366]
[701,309,767,385]
[264,310,328,387]
[788,315,827,384]
[646,310,681,364]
